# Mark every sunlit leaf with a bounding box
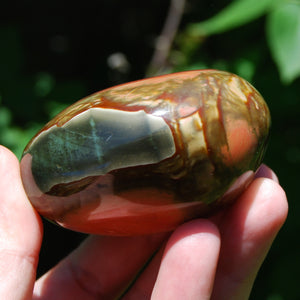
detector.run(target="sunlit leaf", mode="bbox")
[187,0,280,36]
[266,1,300,84]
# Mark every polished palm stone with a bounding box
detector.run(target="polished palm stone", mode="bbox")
[20,70,270,235]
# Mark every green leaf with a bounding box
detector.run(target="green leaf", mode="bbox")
[266,1,300,84]
[45,101,68,118]
[0,107,12,128]
[187,0,280,36]
[34,72,55,97]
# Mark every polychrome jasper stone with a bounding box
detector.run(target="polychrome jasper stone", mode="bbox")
[20,70,270,235]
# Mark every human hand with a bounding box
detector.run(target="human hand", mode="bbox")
[0,145,288,299]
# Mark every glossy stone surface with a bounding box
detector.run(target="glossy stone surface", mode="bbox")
[20,70,270,235]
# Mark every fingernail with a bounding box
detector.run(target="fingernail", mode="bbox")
[255,164,279,183]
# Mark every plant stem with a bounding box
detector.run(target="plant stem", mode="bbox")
[147,0,186,76]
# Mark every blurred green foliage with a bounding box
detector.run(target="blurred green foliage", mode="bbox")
[0,0,300,299]
[266,1,300,83]
[182,0,300,84]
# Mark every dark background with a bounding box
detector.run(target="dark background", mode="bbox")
[0,1,299,299]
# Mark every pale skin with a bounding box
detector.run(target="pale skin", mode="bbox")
[0,145,288,299]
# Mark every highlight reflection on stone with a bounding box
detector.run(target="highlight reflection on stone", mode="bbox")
[20,70,270,235]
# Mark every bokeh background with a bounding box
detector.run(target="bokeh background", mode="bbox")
[1,1,299,299]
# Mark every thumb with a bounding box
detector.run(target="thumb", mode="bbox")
[0,146,43,300]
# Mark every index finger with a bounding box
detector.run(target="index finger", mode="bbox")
[33,231,168,299]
